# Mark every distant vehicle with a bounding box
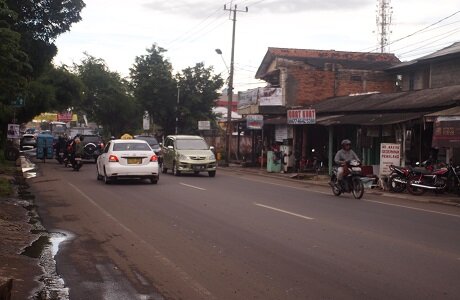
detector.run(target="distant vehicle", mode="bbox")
[49,121,68,138]
[80,134,105,162]
[25,128,37,135]
[161,135,216,177]
[134,135,162,165]
[96,139,159,184]
[20,134,36,150]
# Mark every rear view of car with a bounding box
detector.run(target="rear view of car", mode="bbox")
[20,134,37,150]
[134,135,163,165]
[97,139,159,184]
[81,135,104,161]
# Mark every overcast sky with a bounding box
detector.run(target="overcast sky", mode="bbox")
[54,0,460,92]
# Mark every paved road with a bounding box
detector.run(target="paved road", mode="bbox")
[30,160,460,299]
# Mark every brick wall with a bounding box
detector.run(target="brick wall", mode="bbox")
[284,65,396,106]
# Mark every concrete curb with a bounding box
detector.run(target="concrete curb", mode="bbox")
[218,166,460,207]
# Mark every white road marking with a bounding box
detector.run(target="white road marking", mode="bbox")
[67,182,214,299]
[180,183,206,191]
[254,203,315,220]
[363,199,460,219]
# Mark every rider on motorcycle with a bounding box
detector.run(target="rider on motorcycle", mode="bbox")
[334,139,360,187]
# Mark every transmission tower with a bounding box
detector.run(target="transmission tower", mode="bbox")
[376,0,393,53]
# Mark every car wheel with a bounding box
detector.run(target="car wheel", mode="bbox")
[103,168,111,184]
[172,162,181,176]
[208,171,216,177]
[150,177,158,184]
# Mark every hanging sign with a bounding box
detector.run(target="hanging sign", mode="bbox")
[198,121,211,130]
[287,109,316,125]
[246,115,264,130]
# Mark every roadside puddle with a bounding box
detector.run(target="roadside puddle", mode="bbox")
[22,231,72,300]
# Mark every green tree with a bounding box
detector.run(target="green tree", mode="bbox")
[75,54,140,137]
[176,63,223,134]
[130,45,177,135]
[0,0,31,142]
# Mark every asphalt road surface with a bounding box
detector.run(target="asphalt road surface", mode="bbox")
[30,160,460,300]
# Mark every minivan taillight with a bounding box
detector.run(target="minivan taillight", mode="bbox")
[109,155,119,162]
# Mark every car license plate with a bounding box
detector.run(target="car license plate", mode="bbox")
[193,165,205,170]
[127,158,142,164]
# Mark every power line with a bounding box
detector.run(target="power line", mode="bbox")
[359,10,460,53]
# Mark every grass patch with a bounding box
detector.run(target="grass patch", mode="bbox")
[0,177,13,197]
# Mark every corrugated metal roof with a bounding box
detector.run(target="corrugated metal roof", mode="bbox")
[388,42,460,71]
[316,112,425,126]
[256,47,400,78]
[312,85,460,114]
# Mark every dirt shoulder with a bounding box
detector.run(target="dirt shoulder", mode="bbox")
[0,161,42,299]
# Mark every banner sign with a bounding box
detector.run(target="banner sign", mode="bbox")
[7,124,20,139]
[432,116,460,148]
[198,121,211,130]
[287,109,316,125]
[379,143,401,176]
[259,87,282,106]
[246,114,264,130]
[57,112,73,122]
[238,88,259,109]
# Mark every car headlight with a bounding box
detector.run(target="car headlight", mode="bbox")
[209,154,216,160]
[178,154,188,160]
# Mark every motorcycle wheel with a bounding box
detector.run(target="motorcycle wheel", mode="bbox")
[388,175,406,193]
[352,177,364,199]
[330,175,341,196]
[406,178,426,196]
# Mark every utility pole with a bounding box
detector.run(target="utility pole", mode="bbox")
[175,84,180,135]
[223,3,248,166]
[376,0,392,53]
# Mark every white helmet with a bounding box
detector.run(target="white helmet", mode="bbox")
[341,139,351,146]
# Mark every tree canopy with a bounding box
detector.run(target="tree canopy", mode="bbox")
[75,54,140,137]
[176,63,224,134]
[130,45,177,135]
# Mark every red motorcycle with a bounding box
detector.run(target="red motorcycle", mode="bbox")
[406,162,454,196]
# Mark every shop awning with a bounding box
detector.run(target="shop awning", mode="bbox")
[425,106,460,122]
[316,112,425,126]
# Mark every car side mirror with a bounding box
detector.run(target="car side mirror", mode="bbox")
[168,145,174,150]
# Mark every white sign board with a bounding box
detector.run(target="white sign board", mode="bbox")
[143,111,150,130]
[259,87,282,106]
[7,124,20,139]
[379,143,401,176]
[198,121,211,130]
[247,115,264,130]
[275,125,288,142]
[287,109,316,125]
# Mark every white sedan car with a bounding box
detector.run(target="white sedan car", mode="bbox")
[96,139,159,184]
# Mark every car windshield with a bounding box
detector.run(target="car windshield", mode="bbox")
[113,142,151,151]
[176,139,209,150]
[135,137,159,147]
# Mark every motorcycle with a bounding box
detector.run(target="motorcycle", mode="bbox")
[407,165,447,196]
[330,159,365,199]
[407,163,460,196]
[388,165,412,193]
[71,155,83,171]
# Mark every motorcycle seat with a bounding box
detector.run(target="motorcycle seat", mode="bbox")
[412,167,431,175]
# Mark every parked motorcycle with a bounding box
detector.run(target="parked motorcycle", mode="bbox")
[407,166,448,196]
[407,163,460,196]
[388,165,412,193]
[330,159,365,199]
